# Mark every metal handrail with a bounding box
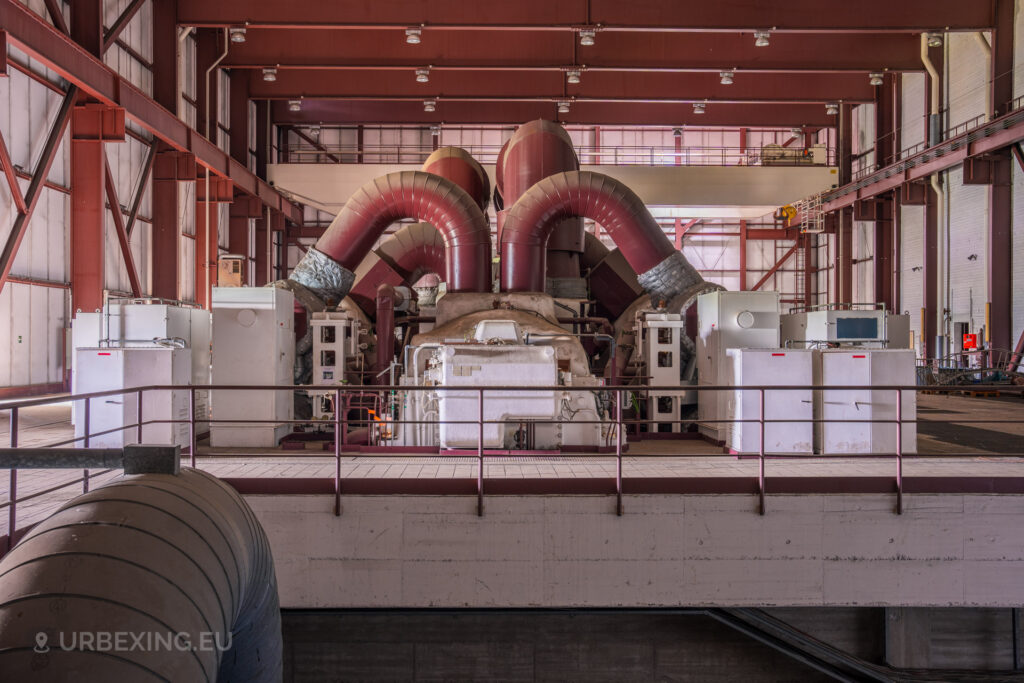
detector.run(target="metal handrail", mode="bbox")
[284,144,836,168]
[3,382,1022,550]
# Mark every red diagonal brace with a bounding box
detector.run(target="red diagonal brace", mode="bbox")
[0,127,26,214]
[0,86,77,295]
[102,0,146,54]
[751,243,798,292]
[104,155,142,296]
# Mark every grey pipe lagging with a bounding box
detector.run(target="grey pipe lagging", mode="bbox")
[0,468,282,682]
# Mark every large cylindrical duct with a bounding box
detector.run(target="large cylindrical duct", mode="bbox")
[347,147,490,316]
[348,222,447,316]
[501,170,712,306]
[421,146,491,212]
[501,120,586,295]
[288,171,491,306]
[0,468,281,682]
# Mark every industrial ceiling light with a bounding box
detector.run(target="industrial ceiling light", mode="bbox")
[692,102,706,114]
[869,72,884,86]
[423,99,437,112]
[753,30,770,47]
[416,68,430,83]
[288,100,301,112]
[579,29,596,46]
[719,70,734,85]
[557,100,571,114]
[566,69,581,84]
[825,102,839,116]
[405,27,422,44]
[262,67,277,82]
[229,27,246,43]
[927,32,943,48]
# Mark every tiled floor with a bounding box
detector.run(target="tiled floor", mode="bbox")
[2,392,1023,531]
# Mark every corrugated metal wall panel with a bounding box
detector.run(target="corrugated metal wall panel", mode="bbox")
[852,221,874,302]
[900,204,925,354]
[945,167,988,330]
[901,73,926,155]
[947,32,989,131]
[0,39,71,388]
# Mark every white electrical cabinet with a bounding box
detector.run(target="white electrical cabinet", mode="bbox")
[73,347,190,448]
[70,303,211,427]
[696,291,781,442]
[210,287,295,447]
[815,349,917,455]
[722,349,814,454]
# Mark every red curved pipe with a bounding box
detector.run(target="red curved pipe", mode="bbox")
[421,146,490,212]
[376,222,446,284]
[314,171,491,293]
[501,171,677,292]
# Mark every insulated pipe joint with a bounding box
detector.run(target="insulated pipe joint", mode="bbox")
[636,250,708,307]
[289,246,356,305]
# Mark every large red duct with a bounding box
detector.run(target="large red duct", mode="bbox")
[346,147,490,316]
[501,120,586,293]
[501,171,709,305]
[288,171,491,305]
[421,146,490,212]
[348,222,446,316]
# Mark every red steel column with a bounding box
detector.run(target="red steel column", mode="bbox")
[195,195,219,308]
[151,0,179,300]
[989,0,1014,358]
[836,104,854,304]
[70,0,104,314]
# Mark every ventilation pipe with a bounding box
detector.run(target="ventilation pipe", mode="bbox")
[500,120,587,296]
[921,32,947,353]
[501,171,714,306]
[285,171,491,307]
[0,468,281,682]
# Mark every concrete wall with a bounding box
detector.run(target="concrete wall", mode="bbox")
[249,493,1024,609]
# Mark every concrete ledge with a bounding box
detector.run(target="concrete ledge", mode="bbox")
[247,493,1024,609]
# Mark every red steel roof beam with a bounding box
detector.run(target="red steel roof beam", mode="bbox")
[175,0,993,32]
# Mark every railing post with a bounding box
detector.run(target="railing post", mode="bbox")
[7,406,18,552]
[616,388,623,516]
[189,387,197,468]
[896,388,904,515]
[758,388,766,515]
[477,388,484,517]
[136,389,144,443]
[334,388,342,516]
[83,397,90,493]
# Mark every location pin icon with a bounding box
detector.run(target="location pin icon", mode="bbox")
[34,631,49,653]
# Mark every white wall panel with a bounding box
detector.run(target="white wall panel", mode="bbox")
[1013,164,1024,343]
[852,221,874,303]
[901,73,926,155]
[947,32,989,131]
[900,204,925,354]
[945,167,988,330]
